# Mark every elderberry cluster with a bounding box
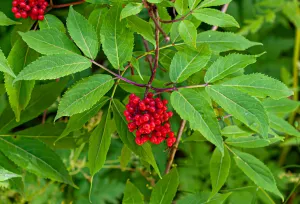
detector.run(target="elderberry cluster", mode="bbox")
[124,93,176,147]
[12,0,48,20]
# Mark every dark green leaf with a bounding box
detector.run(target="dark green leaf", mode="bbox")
[269,113,300,137]
[123,180,144,204]
[88,8,108,44]
[199,0,232,8]
[177,192,231,204]
[221,125,254,137]
[120,145,132,170]
[0,48,15,77]
[262,98,299,113]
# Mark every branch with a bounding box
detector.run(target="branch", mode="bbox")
[211,3,230,31]
[51,0,86,9]
[159,10,193,24]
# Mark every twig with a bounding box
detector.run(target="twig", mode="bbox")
[142,37,154,71]
[165,120,186,174]
[42,109,47,124]
[211,4,229,31]
[51,0,85,9]
[159,10,193,23]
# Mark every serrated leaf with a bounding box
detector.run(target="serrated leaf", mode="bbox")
[19,29,80,55]
[0,80,67,134]
[221,73,293,99]
[130,57,143,80]
[171,89,224,154]
[221,125,254,137]
[226,136,272,148]
[232,149,283,200]
[0,137,75,187]
[0,49,15,77]
[268,113,300,137]
[67,6,98,59]
[199,0,232,8]
[101,4,134,69]
[127,16,155,46]
[175,0,189,15]
[14,54,92,81]
[196,31,262,53]
[178,20,197,47]
[170,44,211,83]
[189,0,202,9]
[57,97,109,142]
[178,192,231,204]
[0,11,21,26]
[56,74,114,120]
[120,145,132,170]
[120,3,143,20]
[5,39,39,121]
[88,8,108,44]
[0,167,21,182]
[39,14,66,33]
[204,54,257,83]
[150,168,179,204]
[206,85,269,138]
[193,8,239,28]
[123,180,144,204]
[210,147,231,198]
[112,99,161,177]
[262,98,299,113]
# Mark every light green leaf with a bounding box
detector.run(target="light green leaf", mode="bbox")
[210,147,231,198]
[175,0,189,15]
[120,3,143,20]
[199,0,232,8]
[232,149,283,200]
[88,8,108,44]
[159,49,176,70]
[204,54,257,83]
[120,145,132,170]
[112,99,161,177]
[0,167,21,182]
[57,97,109,142]
[56,74,114,120]
[170,44,211,83]
[130,57,143,80]
[178,20,197,47]
[0,11,21,26]
[39,14,66,33]
[0,137,75,187]
[269,113,300,137]
[221,73,293,99]
[5,40,39,121]
[171,89,224,154]
[262,98,299,113]
[19,29,80,55]
[147,0,163,2]
[0,49,15,77]
[221,125,254,137]
[123,180,144,204]
[14,54,91,81]
[67,6,98,59]
[282,2,300,29]
[206,85,269,138]
[89,110,113,176]
[127,16,155,46]
[193,8,239,28]
[226,136,273,148]
[101,4,134,69]
[150,168,179,204]
[188,0,202,10]
[196,31,262,53]
[178,192,231,204]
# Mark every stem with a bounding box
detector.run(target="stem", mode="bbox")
[159,10,193,24]
[165,120,186,174]
[142,37,154,71]
[51,0,86,9]
[211,3,230,31]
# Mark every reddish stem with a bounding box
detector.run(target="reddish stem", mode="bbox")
[51,0,85,9]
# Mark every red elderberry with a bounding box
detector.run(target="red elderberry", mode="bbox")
[12,0,48,21]
[124,93,176,147]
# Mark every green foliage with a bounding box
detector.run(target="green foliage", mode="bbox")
[123,180,144,204]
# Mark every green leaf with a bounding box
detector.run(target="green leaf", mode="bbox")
[206,85,269,138]
[221,125,253,137]
[174,0,189,15]
[196,31,262,53]
[169,44,211,83]
[268,113,300,137]
[221,73,293,99]
[14,54,92,81]
[19,29,80,55]
[0,49,15,77]
[0,11,21,26]
[11,18,35,45]
[89,110,113,176]
[5,39,39,121]
[178,192,231,204]
[56,74,114,120]
[101,4,134,69]
[199,0,232,8]
[171,89,224,154]
[0,167,21,182]
[147,0,163,3]
[112,99,161,177]
[159,49,176,70]
[130,57,143,80]
[178,20,197,47]
[58,97,109,142]
[226,136,273,148]
[150,168,179,204]
[67,6,98,59]
[0,80,67,134]
[120,3,143,20]
[120,145,132,170]
[127,16,155,46]
[193,8,239,28]
[262,98,299,113]
[232,149,283,200]
[204,54,257,83]
[188,0,202,10]
[123,180,144,204]
[0,137,75,187]
[39,14,66,33]
[282,2,300,29]
[88,8,108,44]
[210,148,231,198]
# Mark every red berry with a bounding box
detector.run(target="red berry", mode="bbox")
[19,2,26,8]
[38,15,44,21]
[12,7,18,13]
[15,12,21,18]
[25,5,31,11]
[12,1,18,6]
[162,99,168,105]
[21,11,27,18]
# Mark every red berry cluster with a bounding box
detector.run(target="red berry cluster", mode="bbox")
[124,93,176,147]
[12,0,48,20]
